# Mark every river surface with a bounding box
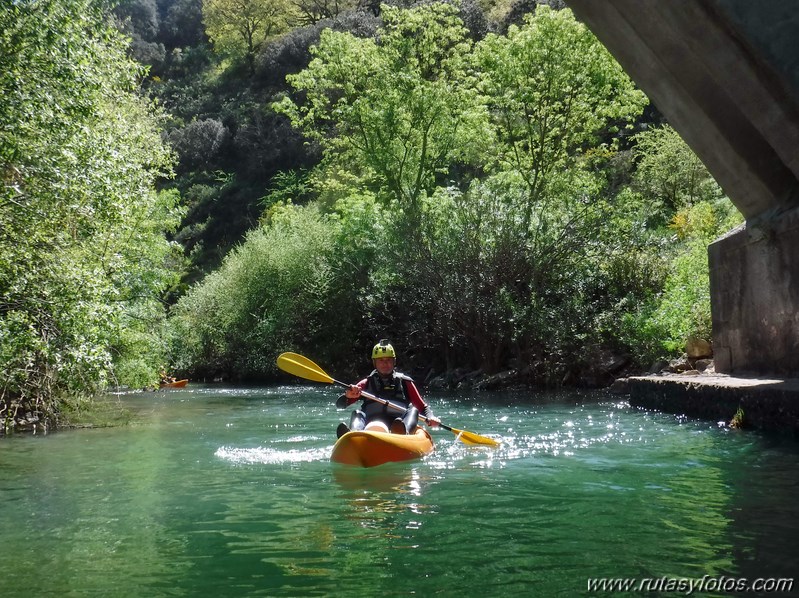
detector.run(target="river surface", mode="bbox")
[1,385,797,597]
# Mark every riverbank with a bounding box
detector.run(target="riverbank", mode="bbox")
[612,373,799,436]
[1,394,134,435]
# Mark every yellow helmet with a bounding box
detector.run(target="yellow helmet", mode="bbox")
[372,339,396,359]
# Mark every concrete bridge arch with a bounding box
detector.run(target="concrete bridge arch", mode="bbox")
[566,0,799,376]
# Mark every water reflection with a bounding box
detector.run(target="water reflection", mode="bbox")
[333,463,423,494]
[333,464,438,546]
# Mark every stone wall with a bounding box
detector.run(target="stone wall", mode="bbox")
[709,206,799,375]
[627,375,799,436]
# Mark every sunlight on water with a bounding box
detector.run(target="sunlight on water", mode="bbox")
[215,445,331,465]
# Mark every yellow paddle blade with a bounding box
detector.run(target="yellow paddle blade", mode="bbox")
[449,426,500,447]
[277,352,334,384]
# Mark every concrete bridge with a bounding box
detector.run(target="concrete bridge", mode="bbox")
[567,0,799,377]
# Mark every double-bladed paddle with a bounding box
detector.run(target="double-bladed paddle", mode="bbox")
[277,352,500,447]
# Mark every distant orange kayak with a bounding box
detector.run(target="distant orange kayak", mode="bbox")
[160,379,188,388]
[331,427,434,467]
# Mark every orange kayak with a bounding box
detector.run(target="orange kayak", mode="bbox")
[331,427,434,467]
[160,379,188,389]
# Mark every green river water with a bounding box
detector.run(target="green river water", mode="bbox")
[1,385,797,597]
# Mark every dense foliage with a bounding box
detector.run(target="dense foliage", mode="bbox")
[169,4,742,383]
[0,0,181,431]
[1,0,744,432]
[616,125,742,365]
[203,0,294,74]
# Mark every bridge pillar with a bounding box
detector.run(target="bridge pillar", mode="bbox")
[566,0,799,375]
[708,207,799,375]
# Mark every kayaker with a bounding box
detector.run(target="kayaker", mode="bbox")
[336,339,440,438]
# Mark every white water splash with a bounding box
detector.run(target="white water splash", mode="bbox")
[215,445,330,465]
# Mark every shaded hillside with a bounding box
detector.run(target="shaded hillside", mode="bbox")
[114,0,570,293]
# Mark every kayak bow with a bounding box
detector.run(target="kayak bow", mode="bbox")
[160,379,188,388]
[331,427,434,467]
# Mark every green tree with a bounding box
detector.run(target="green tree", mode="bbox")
[292,0,358,25]
[275,3,489,216]
[273,4,649,375]
[632,124,725,225]
[615,126,743,365]
[1,0,181,430]
[424,7,647,373]
[202,0,294,74]
[475,7,647,220]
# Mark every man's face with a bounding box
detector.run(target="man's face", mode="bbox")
[373,357,395,376]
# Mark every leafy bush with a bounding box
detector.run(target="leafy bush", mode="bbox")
[167,118,230,169]
[631,124,725,223]
[161,0,207,50]
[634,128,740,360]
[169,204,355,378]
[1,0,181,430]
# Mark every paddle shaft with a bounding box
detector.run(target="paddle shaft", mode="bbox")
[332,378,443,426]
[337,380,498,443]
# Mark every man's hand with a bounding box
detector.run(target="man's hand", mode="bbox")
[426,415,441,429]
[345,385,362,400]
